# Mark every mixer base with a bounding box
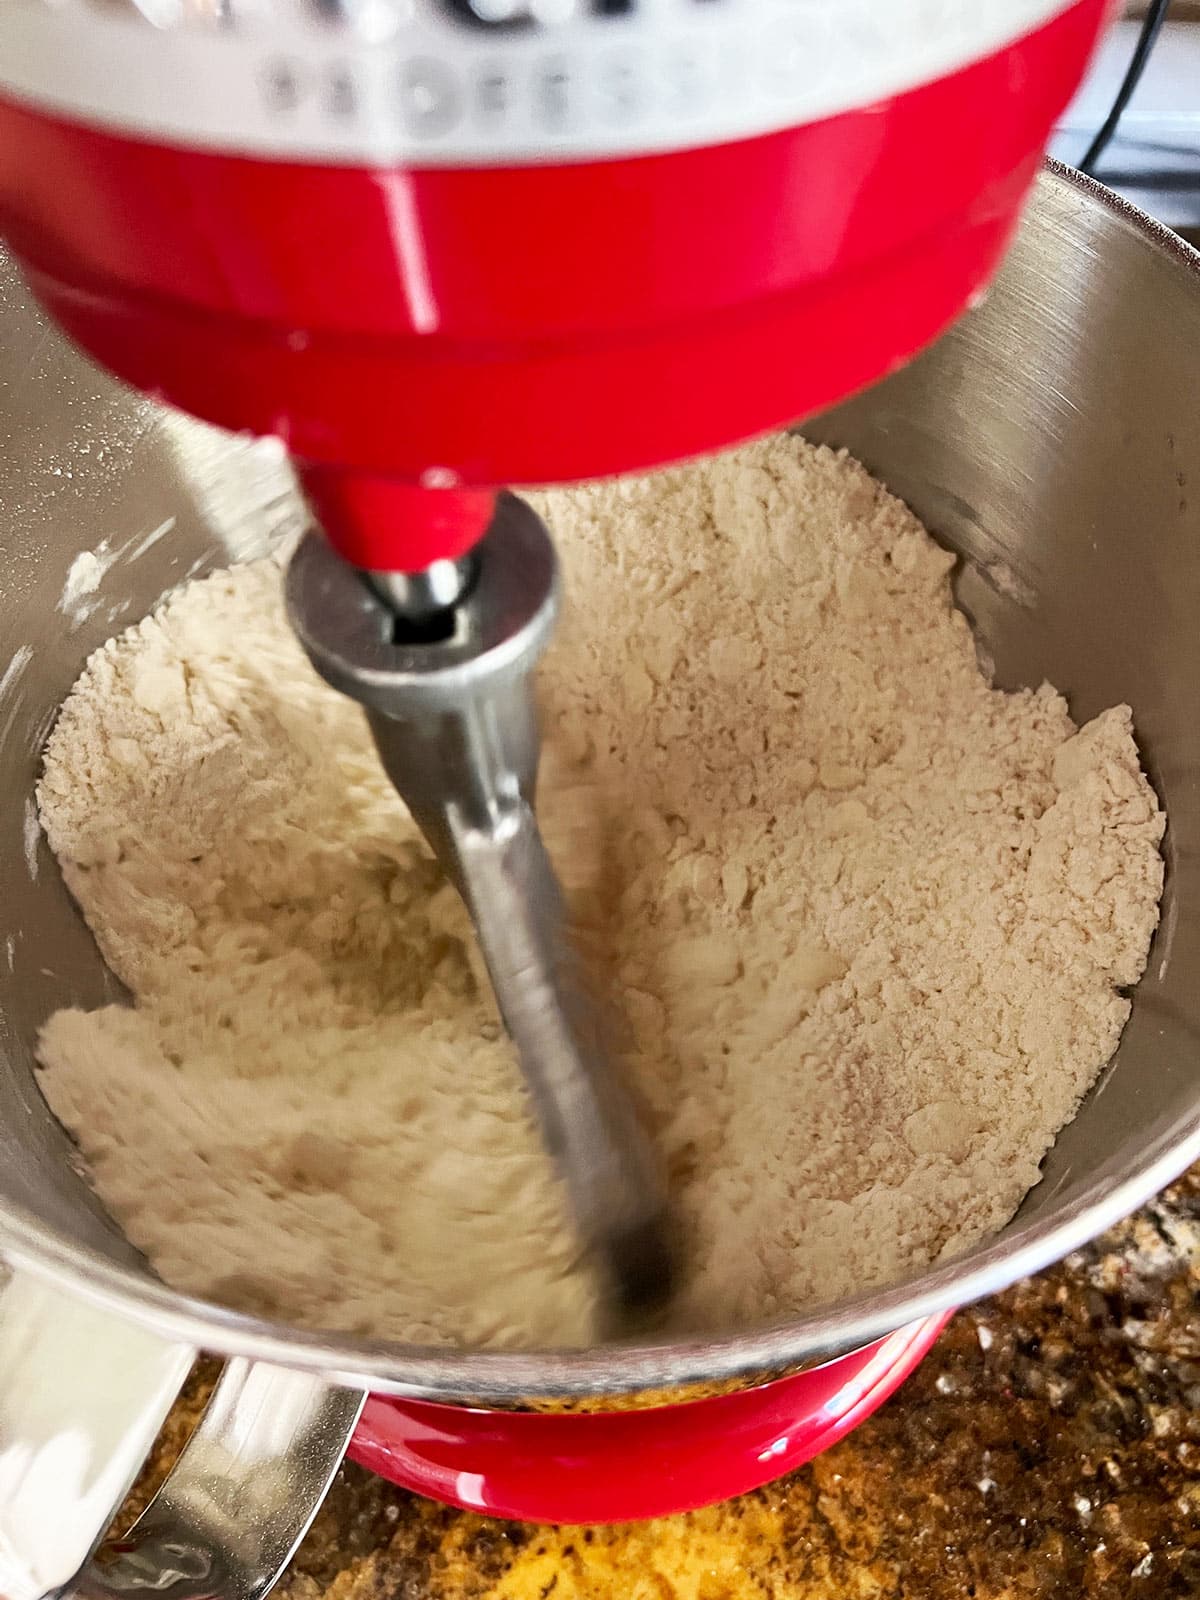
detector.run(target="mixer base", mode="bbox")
[346,1313,952,1523]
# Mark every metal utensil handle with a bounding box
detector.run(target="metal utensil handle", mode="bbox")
[449,798,674,1317]
[0,1271,364,1600]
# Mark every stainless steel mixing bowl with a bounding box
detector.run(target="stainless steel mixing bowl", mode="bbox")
[1,163,1199,1593]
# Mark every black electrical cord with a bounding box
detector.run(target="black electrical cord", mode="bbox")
[1079,0,1172,176]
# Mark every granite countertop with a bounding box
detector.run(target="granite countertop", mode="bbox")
[120,1168,1200,1600]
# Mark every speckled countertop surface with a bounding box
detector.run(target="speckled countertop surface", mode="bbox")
[119,1168,1200,1600]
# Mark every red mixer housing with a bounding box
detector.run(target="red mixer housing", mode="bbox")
[0,0,1107,571]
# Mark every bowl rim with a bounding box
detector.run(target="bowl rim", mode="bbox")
[4,160,1199,1402]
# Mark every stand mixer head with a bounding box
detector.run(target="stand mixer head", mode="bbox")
[0,0,1110,565]
[0,0,1109,1318]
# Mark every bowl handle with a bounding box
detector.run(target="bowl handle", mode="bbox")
[0,1272,365,1600]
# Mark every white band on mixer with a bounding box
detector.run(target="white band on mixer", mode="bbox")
[0,0,1081,165]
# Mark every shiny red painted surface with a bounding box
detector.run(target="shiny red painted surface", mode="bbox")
[346,1313,951,1524]
[0,0,1105,567]
[298,468,498,573]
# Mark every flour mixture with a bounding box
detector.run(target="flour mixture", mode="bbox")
[35,437,1165,1347]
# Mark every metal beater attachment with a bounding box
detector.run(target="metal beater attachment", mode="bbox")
[286,494,674,1326]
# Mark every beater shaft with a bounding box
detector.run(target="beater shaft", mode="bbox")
[286,496,673,1324]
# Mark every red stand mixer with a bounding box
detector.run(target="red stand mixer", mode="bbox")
[0,0,1108,1536]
